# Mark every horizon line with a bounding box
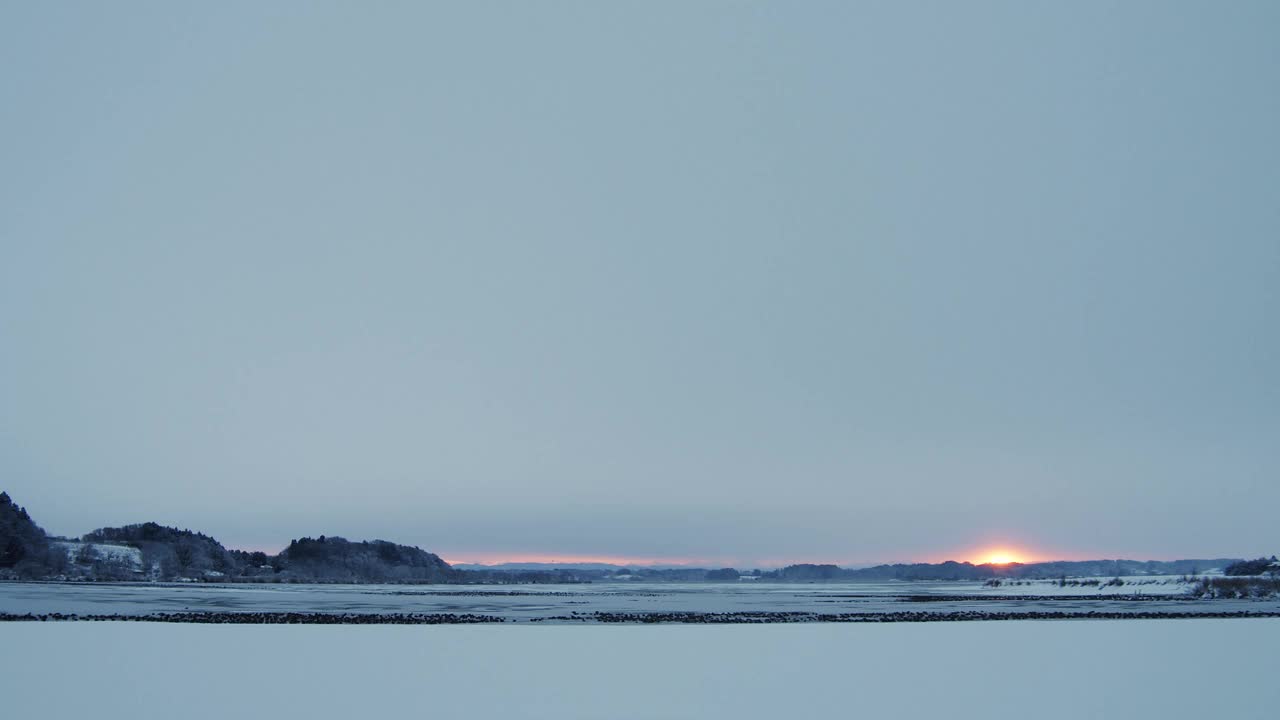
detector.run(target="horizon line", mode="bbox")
[432,551,1228,569]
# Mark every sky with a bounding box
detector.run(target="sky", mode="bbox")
[2,2,1277,568]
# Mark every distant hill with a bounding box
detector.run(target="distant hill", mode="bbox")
[1223,557,1280,576]
[82,522,238,579]
[273,536,455,583]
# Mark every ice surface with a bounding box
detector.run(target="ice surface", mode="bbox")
[2,619,1277,719]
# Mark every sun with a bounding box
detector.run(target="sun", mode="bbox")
[979,550,1023,565]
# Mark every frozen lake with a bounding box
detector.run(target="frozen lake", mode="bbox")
[3,619,1278,719]
[3,578,1277,621]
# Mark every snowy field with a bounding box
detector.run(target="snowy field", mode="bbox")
[7,577,1274,622]
[3,619,1278,719]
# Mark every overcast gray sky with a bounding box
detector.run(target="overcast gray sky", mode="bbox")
[2,2,1277,566]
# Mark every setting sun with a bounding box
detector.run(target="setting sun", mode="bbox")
[979,550,1024,565]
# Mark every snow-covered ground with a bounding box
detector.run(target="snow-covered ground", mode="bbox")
[2,619,1277,719]
[976,574,1203,595]
[12,578,1278,620]
[50,541,144,572]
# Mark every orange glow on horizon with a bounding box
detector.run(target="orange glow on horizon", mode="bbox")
[909,537,1095,566]
[436,545,1101,569]
[443,549,1058,568]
